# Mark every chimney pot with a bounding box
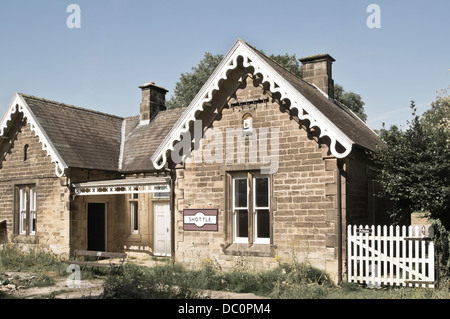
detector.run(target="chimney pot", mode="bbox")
[139,81,168,123]
[299,54,335,100]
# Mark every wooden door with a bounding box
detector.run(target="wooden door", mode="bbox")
[153,202,171,256]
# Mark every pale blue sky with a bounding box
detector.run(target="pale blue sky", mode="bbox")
[0,0,449,130]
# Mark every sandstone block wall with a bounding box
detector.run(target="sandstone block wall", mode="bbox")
[174,75,349,278]
[0,121,70,254]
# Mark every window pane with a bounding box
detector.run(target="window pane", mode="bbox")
[30,187,36,211]
[20,211,27,234]
[19,188,27,234]
[154,186,170,198]
[20,188,26,211]
[234,179,247,208]
[236,210,248,238]
[131,202,138,232]
[256,210,270,239]
[30,211,36,234]
[254,177,269,208]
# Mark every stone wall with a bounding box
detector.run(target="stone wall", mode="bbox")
[0,120,70,254]
[174,75,349,278]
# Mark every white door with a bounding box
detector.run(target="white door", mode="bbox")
[154,202,171,256]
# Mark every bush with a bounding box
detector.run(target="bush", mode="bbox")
[101,263,201,299]
[0,243,61,273]
[431,219,450,287]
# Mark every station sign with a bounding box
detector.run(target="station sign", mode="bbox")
[183,209,218,231]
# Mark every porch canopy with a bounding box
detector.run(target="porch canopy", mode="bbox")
[73,176,170,196]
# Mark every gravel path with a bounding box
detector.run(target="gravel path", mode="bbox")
[2,272,266,299]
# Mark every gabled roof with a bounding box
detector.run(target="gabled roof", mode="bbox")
[251,45,383,153]
[120,107,186,172]
[0,93,68,176]
[1,39,383,177]
[151,39,383,169]
[0,92,184,176]
[22,94,123,172]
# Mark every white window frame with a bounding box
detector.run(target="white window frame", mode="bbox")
[19,187,27,235]
[29,187,36,235]
[232,177,249,243]
[130,192,139,234]
[253,175,270,244]
[18,185,36,236]
[153,185,170,199]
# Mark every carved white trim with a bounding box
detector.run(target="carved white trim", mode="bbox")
[73,177,170,196]
[74,184,170,196]
[0,93,67,177]
[151,39,354,170]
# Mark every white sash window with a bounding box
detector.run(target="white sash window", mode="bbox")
[16,185,36,236]
[232,174,271,244]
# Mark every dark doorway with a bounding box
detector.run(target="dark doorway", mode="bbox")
[87,203,106,251]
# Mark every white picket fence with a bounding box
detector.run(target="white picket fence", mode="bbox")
[347,225,435,288]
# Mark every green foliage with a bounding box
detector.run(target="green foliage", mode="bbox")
[101,263,201,299]
[267,53,303,77]
[431,218,450,282]
[373,90,450,227]
[373,88,450,276]
[0,243,61,273]
[166,52,224,109]
[334,84,367,122]
[166,50,367,123]
[100,257,335,299]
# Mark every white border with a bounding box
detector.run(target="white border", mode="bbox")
[151,39,354,170]
[0,93,67,177]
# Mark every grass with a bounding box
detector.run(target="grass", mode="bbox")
[1,243,449,299]
[102,257,450,299]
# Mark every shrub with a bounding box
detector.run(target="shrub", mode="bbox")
[0,243,61,273]
[431,219,450,287]
[101,263,201,299]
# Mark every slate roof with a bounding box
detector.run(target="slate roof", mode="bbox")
[22,94,123,171]
[121,107,185,172]
[19,94,184,172]
[248,44,383,152]
[13,41,382,175]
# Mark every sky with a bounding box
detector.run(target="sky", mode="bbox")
[0,0,449,131]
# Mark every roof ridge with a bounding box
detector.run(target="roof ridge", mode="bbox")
[19,93,124,120]
[245,42,307,84]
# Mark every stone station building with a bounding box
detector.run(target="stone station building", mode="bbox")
[0,39,388,282]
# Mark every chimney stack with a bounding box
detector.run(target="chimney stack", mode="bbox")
[139,81,168,124]
[299,54,335,100]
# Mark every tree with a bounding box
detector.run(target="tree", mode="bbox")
[334,84,367,122]
[166,51,367,123]
[373,90,449,226]
[267,53,303,78]
[166,52,224,109]
[373,89,450,275]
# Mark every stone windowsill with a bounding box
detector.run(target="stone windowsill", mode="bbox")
[222,243,274,257]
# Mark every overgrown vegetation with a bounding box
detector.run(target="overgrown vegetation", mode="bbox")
[1,243,449,299]
[101,257,335,299]
[0,243,61,273]
[101,257,449,299]
[373,88,450,281]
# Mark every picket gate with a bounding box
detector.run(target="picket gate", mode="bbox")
[347,225,435,288]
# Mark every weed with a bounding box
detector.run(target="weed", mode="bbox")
[101,263,201,299]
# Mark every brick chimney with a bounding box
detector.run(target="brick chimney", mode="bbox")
[299,54,335,100]
[139,81,168,123]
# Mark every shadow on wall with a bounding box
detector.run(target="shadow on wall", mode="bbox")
[0,220,7,243]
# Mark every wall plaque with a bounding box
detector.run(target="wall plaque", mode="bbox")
[183,209,218,231]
